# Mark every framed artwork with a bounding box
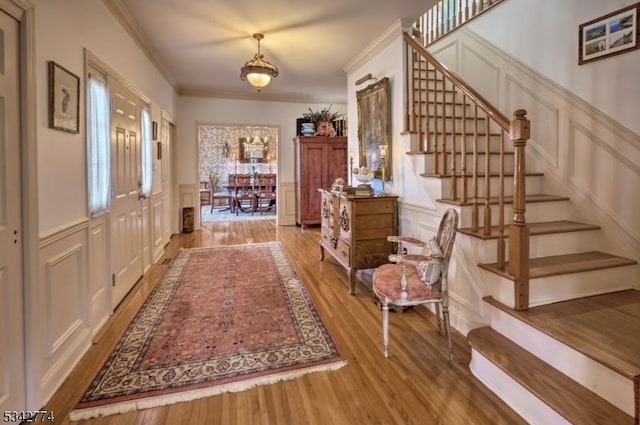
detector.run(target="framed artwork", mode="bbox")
[356,77,391,179]
[48,61,80,133]
[239,136,268,163]
[579,2,639,65]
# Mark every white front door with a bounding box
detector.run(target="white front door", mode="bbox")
[110,77,143,308]
[161,117,173,244]
[0,9,25,413]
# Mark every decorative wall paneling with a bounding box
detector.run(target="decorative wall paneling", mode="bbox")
[278,181,296,226]
[429,27,640,263]
[396,202,484,335]
[141,198,151,273]
[151,192,164,263]
[39,219,91,404]
[88,215,109,335]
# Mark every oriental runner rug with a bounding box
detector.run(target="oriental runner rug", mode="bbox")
[70,242,345,420]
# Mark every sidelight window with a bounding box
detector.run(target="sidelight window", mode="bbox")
[87,69,110,214]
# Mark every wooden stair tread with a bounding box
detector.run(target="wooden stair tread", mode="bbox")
[468,327,634,425]
[422,171,543,178]
[406,150,514,156]
[459,220,601,240]
[406,128,502,136]
[483,291,640,381]
[437,193,570,206]
[479,251,638,279]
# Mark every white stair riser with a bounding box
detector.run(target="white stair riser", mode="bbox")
[528,230,603,258]
[438,174,542,197]
[475,230,603,263]
[423,134,513,153]
[457,199,572,228]
[425,152,515,173]
[421,90,459,103]
[489,306,635,417]
[470,351,571,425]
[529,266,638,307]
[483,265,637,308]
[412,102,469,116]
[425,117,504,134]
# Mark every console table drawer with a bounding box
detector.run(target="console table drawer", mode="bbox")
[319,189,398,294]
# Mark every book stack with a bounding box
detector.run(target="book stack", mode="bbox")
[354,184,374,197]
[332,184,355,195]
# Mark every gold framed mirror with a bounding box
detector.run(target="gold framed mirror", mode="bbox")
[356,77,391,179]
[239,136,268,163]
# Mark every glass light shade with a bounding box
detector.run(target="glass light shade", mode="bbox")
[240,34,278,91]
[246,72,272,89]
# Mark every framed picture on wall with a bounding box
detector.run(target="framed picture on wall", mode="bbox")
[356,77,391,179]
[48,61,80,133]
[579,2,639,64]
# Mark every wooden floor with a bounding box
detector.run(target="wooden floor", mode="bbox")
[45,220,527,425]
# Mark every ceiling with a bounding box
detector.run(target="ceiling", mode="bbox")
[107,0,433,104]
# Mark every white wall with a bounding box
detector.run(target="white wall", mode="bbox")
[468,0,640,135]
[29,0,177,409]
[34,0,177,233]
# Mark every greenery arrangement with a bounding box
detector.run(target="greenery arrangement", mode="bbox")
[302,105,342,123]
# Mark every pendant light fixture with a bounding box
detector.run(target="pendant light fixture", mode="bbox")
[240,33,279,91]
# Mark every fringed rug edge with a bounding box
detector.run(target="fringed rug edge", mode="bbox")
[69,359,347,420]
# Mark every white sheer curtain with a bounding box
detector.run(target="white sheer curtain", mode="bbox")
[141,107,152,196]
[87,75,110,214]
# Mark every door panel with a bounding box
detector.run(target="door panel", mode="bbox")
[109,78,142,308]
[303,144,324,222]
[161,119,173,243]
[0,9,25,412]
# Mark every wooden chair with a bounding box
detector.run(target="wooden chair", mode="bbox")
[209,173,231,213]
[199,181,211,206]
[371,208,458,360]
[232,174,255,215]
[254,173,276,215]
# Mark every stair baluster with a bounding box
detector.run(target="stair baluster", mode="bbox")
[472,104,479,233]
[483,115,492,236]
[461,93,468,203]
[403,33,531,308]
[497,130,505,270]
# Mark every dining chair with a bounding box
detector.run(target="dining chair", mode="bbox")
[254,173,276,215]
[209,173,232,213]
[232,174,255,215]
[199,181,211,206]
[371,208,458,360]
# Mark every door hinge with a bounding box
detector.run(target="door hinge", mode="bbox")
[112,273,116,287]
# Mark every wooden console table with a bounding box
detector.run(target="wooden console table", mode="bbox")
[318,189,398,294]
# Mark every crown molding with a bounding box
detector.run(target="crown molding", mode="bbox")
[0,0,30,20]
[344,18,413,73]
[178,86,346,105]
[102,0,177,88]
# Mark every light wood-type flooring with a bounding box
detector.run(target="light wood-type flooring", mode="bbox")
[46,220,527,425]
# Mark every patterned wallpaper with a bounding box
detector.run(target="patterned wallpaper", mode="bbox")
[198,124,278,189]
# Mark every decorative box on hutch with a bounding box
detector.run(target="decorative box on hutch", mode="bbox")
[318,188,398,294]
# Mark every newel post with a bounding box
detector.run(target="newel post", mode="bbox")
[508,109,530,310]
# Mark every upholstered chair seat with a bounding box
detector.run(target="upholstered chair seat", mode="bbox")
[372,208,458,360]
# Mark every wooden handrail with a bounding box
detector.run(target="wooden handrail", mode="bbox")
[403,31,531,309]
[404,34,510,131]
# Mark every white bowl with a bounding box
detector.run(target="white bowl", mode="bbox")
[355,172,374,183]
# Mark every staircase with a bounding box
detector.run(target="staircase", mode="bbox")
[402,31,639,424]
